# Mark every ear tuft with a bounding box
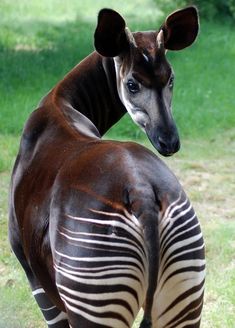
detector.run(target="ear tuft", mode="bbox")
[162,6,199,51]
[94,8,129,57]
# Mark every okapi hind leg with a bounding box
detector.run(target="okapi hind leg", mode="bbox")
[9,223,69,328]
[31,287,68,328]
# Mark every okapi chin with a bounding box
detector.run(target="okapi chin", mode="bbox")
[9,6,205,328]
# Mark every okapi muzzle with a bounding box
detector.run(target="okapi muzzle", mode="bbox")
[95,7,199,156]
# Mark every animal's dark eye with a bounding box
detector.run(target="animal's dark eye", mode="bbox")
[169,76,174,88]
[126,80,140,94]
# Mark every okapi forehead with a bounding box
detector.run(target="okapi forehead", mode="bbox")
[133,31,158,57]
[131,31,172,88]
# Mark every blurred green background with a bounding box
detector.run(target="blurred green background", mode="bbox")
[0,0,235,327]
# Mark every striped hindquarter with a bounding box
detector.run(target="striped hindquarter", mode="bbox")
[53,195,205,328]
[54,210,148,328]
[152,195,205,328]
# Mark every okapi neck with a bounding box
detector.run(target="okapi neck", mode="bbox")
[53,52,126,136]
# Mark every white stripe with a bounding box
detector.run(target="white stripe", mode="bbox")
[55,265,144,289]
[169,299,203,328]
[155,289,204,326]
[56,261,142,274]
[161,194,182,221]
[157,258,206,293]
[66,214,143,244]
[60,291,134,323]
[60,227,146,256]
[62,299,129,328]
[70,209,143,235]
[41,305,57,311]
[46,311,68,325]
[32,288,45,296]
[123,209,140,226]
[57,283,141,306]
[55,249,146,272]
[160,221,200,254]
[55,264,143,279]
[56,266,145,292]
[58,230,146,259]
[67,210,143,240]
[170,203,192,222]
[167,197,189,219]
[143,53,149,62]
[160,212,196,243]
[57,282,141,318]
[160,232,204,267]
[160,201,192,240]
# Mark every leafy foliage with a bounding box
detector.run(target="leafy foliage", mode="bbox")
[156,0,235,21]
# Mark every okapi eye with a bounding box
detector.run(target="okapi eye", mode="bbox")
[126,80,140,94]
[169,76,174,88]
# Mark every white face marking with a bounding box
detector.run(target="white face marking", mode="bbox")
[156,29,164,50]
[143,53,149,62]
[114,57,153,131]
[113,57,175,135]
[119,82,151,132]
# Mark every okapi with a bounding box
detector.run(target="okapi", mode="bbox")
[9,6,205,328]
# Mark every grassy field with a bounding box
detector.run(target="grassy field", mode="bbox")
[0,0,235,327]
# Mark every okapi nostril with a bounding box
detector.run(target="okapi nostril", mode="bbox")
[156,135,180,156]
[158,137,167,149]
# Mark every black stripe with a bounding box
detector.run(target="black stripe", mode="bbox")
[64,297,130,326]
[57,280,140,306]
[57,268,142,284]
[161,264,206,287]
[56,261,140,274]
[65,311,122,328]
[162,248,205,275]
[159,279,205,319]
[167,290,204,327]
[161,236,204,268]
[56,258,145,278]
[58,262,140,274]
[160,213,197,252]
[159,219,171,241]
[66,215,143,239]
[60,238,146,268]
[61,227,146,256]
[59,288,135,317]
[33,292,66,323]
[161,224,202,260]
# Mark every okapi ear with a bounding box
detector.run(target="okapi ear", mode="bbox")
[94,8,130,57]
[161,6,199,51]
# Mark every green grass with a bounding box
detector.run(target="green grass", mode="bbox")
[0,0,235,327]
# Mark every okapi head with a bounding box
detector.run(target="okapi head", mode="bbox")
[94,7,199,156]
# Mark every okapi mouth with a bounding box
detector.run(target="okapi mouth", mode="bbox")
[146,129,181,157]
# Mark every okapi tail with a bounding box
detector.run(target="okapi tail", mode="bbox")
[139,206,159,328]
[138,195,169,328]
